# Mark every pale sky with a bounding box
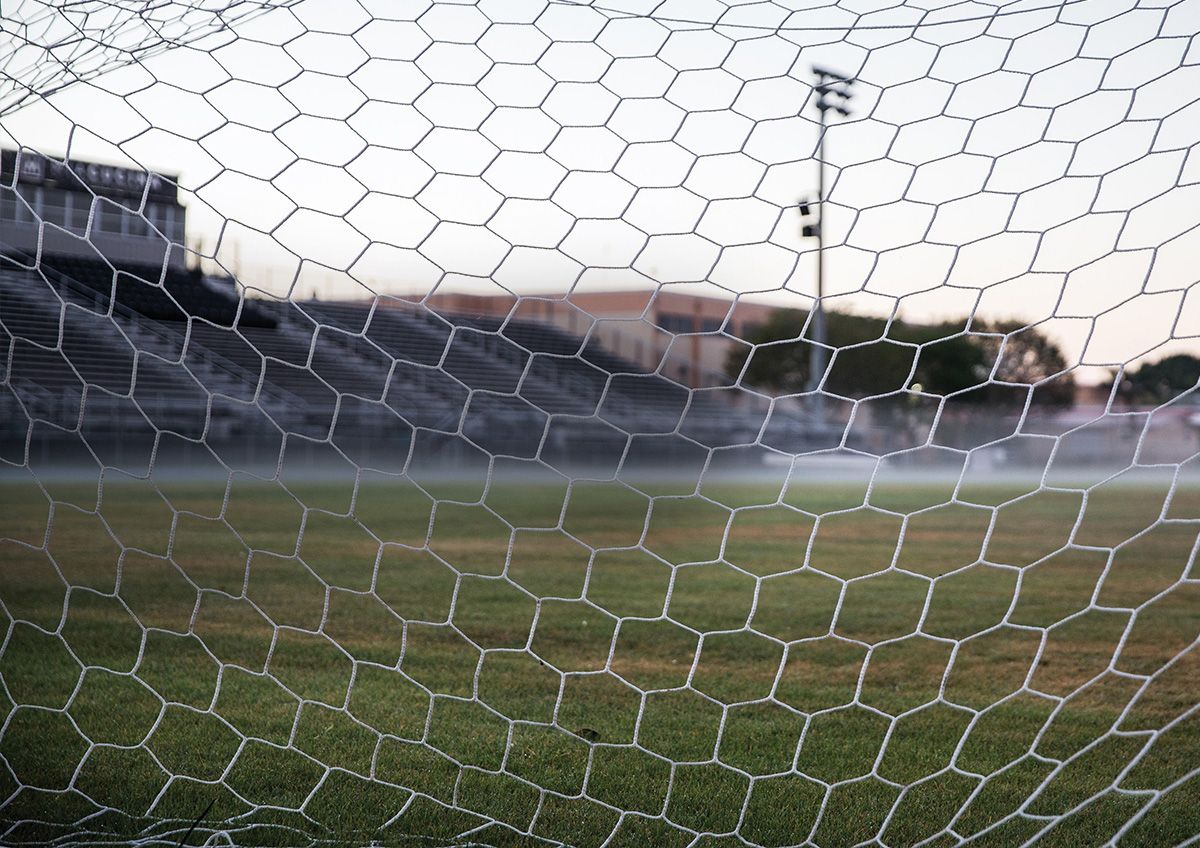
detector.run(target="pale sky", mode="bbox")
[3,0,1199,382]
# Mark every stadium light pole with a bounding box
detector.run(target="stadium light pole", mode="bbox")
[801,65,855,427]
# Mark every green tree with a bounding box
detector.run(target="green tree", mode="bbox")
[977,320,1074,406]
[729,312,1072,405]
[902,324,991,396]
[1124,354,1200,404]
[728,310,911,398]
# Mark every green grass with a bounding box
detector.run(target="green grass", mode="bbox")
[0,472,1197,847]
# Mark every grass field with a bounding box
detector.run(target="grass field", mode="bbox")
[0,469,1197,847]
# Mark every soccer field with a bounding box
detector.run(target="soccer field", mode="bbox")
[0,475,1197,847]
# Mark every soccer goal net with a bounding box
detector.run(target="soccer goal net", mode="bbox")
[0,0,1198,845]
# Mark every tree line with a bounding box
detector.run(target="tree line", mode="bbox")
[726,309,1074,404]
[1121,354,1200,405]
[728,309,1200,408]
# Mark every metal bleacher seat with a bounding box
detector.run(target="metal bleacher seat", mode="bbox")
[3,240,763,454]
[0,263,211,436]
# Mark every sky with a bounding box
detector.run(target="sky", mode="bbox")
[2,0,1199,382]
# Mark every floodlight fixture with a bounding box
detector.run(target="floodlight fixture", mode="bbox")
[812,64,856,84]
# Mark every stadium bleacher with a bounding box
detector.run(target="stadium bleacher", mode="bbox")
[1,238,790,467]
[0,151,794,467]
[29,250,277,329]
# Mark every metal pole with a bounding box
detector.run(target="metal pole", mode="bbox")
[809,107,827,425]
[803,67,852,432]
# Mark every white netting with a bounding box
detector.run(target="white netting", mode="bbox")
[0,0,1199,846]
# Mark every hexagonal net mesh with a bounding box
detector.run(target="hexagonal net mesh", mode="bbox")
[1,0,1199,845]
